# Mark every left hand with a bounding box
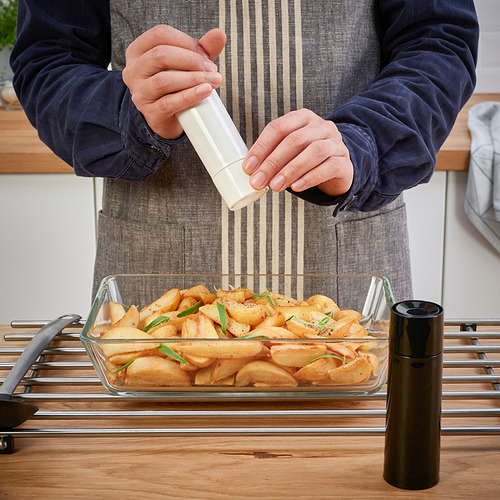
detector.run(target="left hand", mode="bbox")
[242,109,354,197]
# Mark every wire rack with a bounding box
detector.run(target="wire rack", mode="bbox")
[1,319,500,453]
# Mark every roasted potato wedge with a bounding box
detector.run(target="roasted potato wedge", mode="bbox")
[327,356,372,385]
[125,356,191,387]
[174,340,263,359]
[270,344,327,367]
[100,327,160,358]
[223,297,267,326]
[235,360,298,387]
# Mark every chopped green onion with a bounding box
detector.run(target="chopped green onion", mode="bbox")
[105,358,135,373]
[143,315,170,332]
[177,300,202,317]
[158,343,189,365]
[303,354,346,367]
[216,301,227,335]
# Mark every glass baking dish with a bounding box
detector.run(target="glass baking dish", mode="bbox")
[80,273,394,399]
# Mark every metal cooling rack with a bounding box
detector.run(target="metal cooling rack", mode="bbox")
[1,319,500,453]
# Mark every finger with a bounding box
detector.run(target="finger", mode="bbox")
[126,25,200,60]
[134,45,217,79]
[198,29,227,61]
[266,139,338,192]
[153,82,214,118]
[243,111,311,174]
[139,70,223,103]
[249,126,328,189]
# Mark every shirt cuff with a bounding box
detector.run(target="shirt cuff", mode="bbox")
[119,90,187,181]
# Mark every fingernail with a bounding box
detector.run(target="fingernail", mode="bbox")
[207,72,222,85]
[195,83,212,96]
[251,171,267,189]
[243,155,258,174]
[204,59,218,72]
[291,178,306,191]
[270,174,285,191]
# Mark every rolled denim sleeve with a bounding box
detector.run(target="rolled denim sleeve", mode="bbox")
[294,0,479,214]
[11,0,182,181]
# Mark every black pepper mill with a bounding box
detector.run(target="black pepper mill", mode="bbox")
[383,300,444,490]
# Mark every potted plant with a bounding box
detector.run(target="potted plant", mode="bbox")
[0,0,20,109]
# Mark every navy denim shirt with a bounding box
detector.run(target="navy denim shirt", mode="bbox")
[11,0,479,214]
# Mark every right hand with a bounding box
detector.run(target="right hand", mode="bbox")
[122,25,226,139]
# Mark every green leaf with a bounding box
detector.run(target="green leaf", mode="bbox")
[177,300,202,317]
[0,0,17,50]
[158,343,189,365]
[105,358,135,373]
[303,354,346,367]
[143,315,170,332]
[238,333,270,339]
[216,301,227,334]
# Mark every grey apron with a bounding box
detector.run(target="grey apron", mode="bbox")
[96,0,413,307]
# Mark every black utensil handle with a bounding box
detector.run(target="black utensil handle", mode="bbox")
[0,314,81,398]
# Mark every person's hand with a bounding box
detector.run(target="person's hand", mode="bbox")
[122,25,226,139]
[242,109,354,197]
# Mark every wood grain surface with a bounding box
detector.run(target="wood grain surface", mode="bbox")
[1,323,500,499]
[1,93,499,175]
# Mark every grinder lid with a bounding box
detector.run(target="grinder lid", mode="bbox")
[390,300,444,357]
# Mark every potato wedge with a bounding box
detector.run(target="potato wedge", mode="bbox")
[211,357,257,383]
[285,317,320,338]
[270,343,327,367]
[335,309,363,322]
[195,366,235,386]
[223,297,267,326]
[271,293,300,307]
[178,296,198,312]
[293,355,342,382]
[139,288,181,326]
[327,356,372,385]
[147,324,178,339]
[216,288,246,303]
[181,317,200,338]
[252,326,297,339]
[359,351,379,376]
[305,294,340,315]
[235,360,298,387]
[199,302,251,337]
[100,327,160,358]
[174,340,263,359]
[197,312,223,339]
[109,304,140,330]
[125,356,191,387]
[274,304,321,321]
[109,302,126,324]
[256,311,286,329]
[184,285,211,300]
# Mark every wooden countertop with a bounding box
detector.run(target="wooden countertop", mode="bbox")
[1,93,499,175]
[1,322,500,498]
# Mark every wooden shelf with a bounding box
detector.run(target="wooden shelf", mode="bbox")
[1,93,499,174]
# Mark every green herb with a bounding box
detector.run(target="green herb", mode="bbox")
[252,289,275,306]
[158,343,189,365]
[105,358,135,373]
[177,300,202,317]
[143,315,170,332]
[216,301,227,334]
[238,333,270,339]
[303,354,346,367]
[289,315,336,335]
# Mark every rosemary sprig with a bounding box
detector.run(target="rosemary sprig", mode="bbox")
[286,315,336,334]
[143,315,170,332]
[157,343,189,365]
[177,300,202,317]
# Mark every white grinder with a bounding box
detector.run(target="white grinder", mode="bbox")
[176,89,268,210]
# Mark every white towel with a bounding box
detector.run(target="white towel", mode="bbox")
[464,101,500,254]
